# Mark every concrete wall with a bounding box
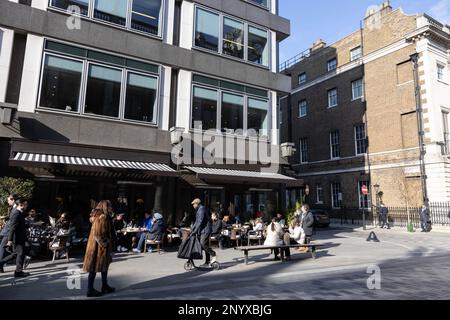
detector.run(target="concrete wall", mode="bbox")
[0,27,14,102]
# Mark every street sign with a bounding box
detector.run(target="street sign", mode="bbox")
[361,185,369,195]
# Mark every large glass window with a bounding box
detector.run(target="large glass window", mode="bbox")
[131,0,163,35]
[50,0,89,15]
[298,72,306,85]
[192,87,218,130]
[125,73,158,123]
[223,18,244,59]
[94,0,127,26]
[247,0,269,8]
[194,7,270,67]
[195,8,220,52]
[39,41,160,124]
[84,64,122,118]
[247,98,268,136]
[39,55,83,112]
[221,92,244,132]
[192,75,269,135]
[248,26,268,66]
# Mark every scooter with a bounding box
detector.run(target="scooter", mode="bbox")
[184,259,220,271]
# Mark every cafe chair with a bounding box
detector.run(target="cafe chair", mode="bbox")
[144,232,165,255]
[166,228,180,246]
[247,230,264,246]
[209,235,220,248]
[49,234,70,263]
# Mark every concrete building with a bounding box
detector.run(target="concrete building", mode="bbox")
[280,1,450,214]
[0,0,293,224]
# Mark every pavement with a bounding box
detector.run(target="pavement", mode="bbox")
[1,226,449,300]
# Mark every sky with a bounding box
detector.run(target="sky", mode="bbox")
[279,0,450,64]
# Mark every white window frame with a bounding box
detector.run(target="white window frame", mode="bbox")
[354,123,367,156]
[437,62,447,83]
[330,130,340,159]
[47,0,166,40]
[331,183,342,209]
[327,58,337,72]
[299,138,308,164]
[351,78,363,101]
[316,184,324,204]
[328,88,338,108]
[298,99,307,118]
[350,46,362,61]
[358,181,370,209]
[193,4,271,68]
[298,72,306,85]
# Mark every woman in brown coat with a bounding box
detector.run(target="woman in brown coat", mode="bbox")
[83,200,115,297]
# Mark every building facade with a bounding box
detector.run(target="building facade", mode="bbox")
[280,1,450,214]
[0,0,293,225]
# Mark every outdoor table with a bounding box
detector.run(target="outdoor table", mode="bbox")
[119,228,148,235]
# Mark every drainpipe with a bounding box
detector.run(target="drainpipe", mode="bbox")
[411,53,429,207]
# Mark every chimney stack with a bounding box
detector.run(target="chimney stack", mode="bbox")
[310,39,326,53]
[364,1,392,19]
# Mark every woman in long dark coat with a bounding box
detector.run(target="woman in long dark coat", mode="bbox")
[83,200,115,297]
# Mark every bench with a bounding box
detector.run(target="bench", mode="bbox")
[235,244,324,265]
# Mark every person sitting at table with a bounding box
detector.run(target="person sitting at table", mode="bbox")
[253,218,264,232]
[25,209,37,226]
[133,211,154,253]
[289,219,306,251]
[113,213,129,252]
[211,212,226,249]
[264,217,290,261]
[138,212,165,253]
[277,213,286,228]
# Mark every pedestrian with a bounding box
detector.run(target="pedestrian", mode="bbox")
[420,203,431,232]
[264,217,290,261]
[83,200,115,297]
[298,204,314,244]
[191,198,217,267]
[0,198,30,277]
[0,194,19,267]
[380,203,390,229]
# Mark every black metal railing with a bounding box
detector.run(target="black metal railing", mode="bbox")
[279,48,310,73]
[328,203,450,228]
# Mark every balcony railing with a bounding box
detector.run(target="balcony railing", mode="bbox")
[279,48,310,73]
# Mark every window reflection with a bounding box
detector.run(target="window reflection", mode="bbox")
[195,9,219,52]
[221,92,244,132]
[248,26,268,66]
[223,18,244,59]
[192,87,218,130]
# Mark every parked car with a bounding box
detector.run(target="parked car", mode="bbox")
[310,209,331,228]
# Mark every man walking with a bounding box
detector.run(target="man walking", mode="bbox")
[0,194,18,270]
[0,198,30,277]
[420,203,431,233]
[298,204,314,245]
[191,198,216,267]
[380,202,390,229]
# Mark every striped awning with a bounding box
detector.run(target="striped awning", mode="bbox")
[10,152,176,175]
[185,166,296,184]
